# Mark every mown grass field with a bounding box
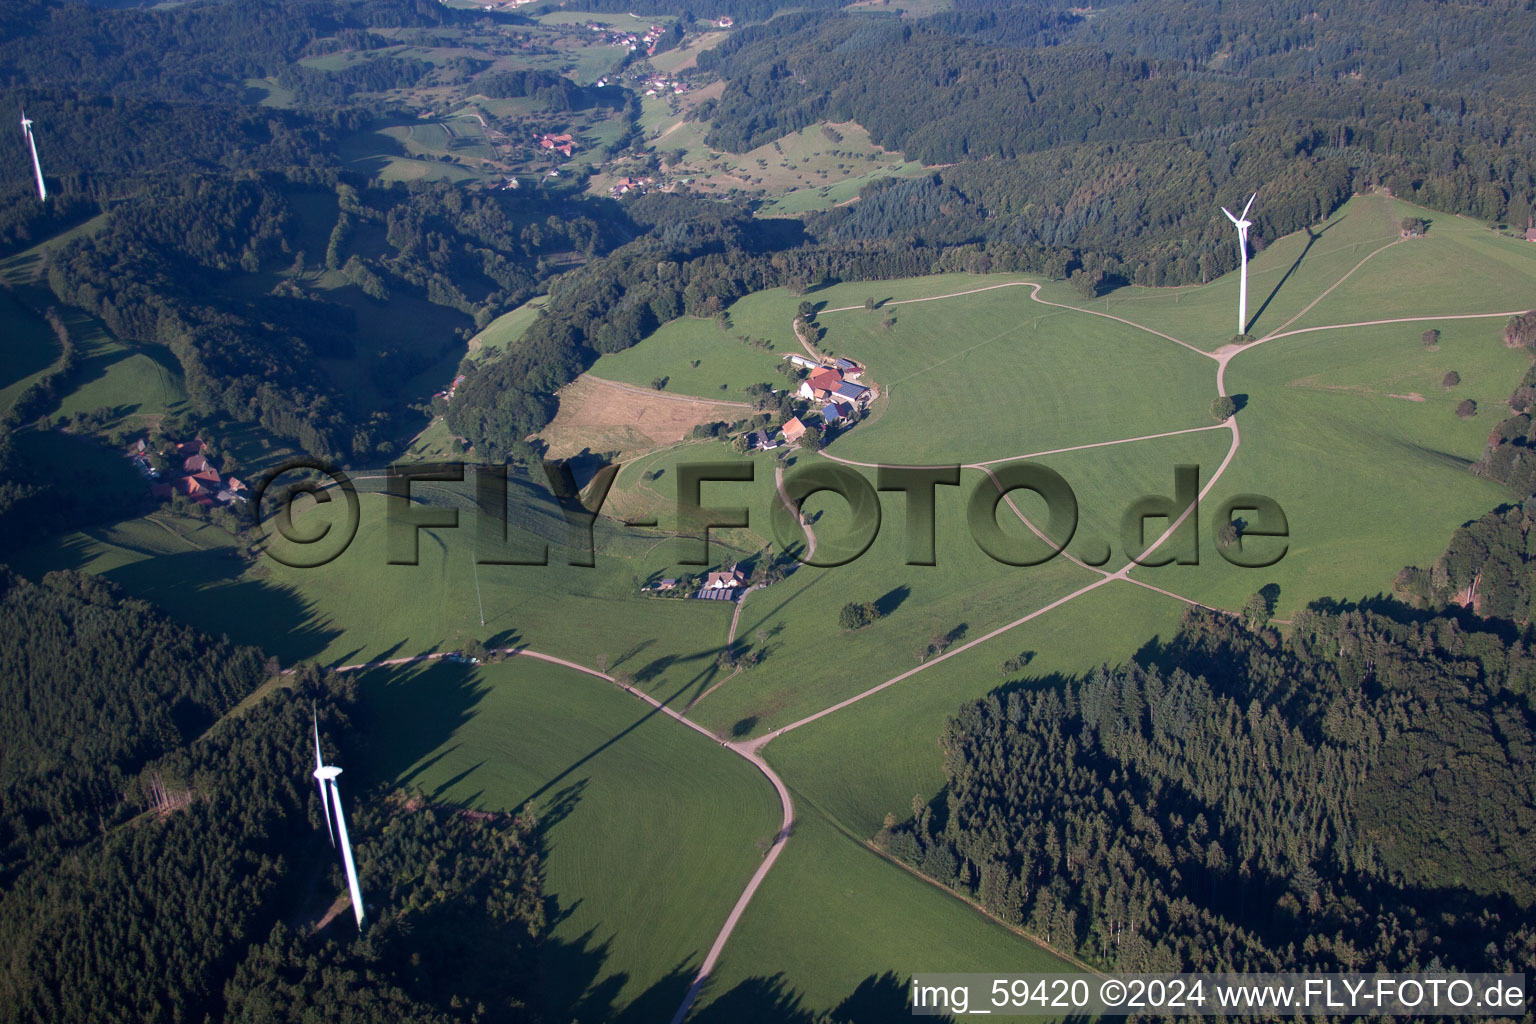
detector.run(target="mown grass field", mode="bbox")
[469,295,546,360]
[693,810,1079,1023]
[632,106,927,212]
[359,655,780,1022]
[11,189,1536,1022]
[817,282,1216,465]
[0,290,61,415]
[585,288,800,397]
[1091,193,1536,347]
[538,375,756,461]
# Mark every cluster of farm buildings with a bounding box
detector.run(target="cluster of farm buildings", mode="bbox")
[591,23,669,56]
[130,438,247,508]
[536,132,577,158]
[649,566,748,601]
[748,355,874,449]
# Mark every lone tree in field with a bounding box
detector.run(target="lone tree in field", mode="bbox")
[1505,311,1536,351]
[650,375,668,390]
[1210,396,1237,421]
[1401,216,1429,237]
[1070,267,1104,299]
[1422,328,1440,348]
[1443,370,1461,388]
[1216,520,1241,549]
[839,601,878,630]
[1456,398,1478,418]
[864,296,877,312]
[1241,590,1272,630]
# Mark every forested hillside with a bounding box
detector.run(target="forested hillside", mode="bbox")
[0,646,549,1024]
[695,8,1536,286]
[0,568,268,883]
[883,608,1536,974]
[42,172,623,457]
[444,191,1099,457]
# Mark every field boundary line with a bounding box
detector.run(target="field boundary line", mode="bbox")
[1255,237,1405,341]
[579,373,755,409]
[820,423,1228,470]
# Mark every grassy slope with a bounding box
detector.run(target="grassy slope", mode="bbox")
[587,290,800,397]
[360,655,779,1022]
[1102,194,1536,347]
[470,295,548,360]
[690,587,1184,1022]
[693,810,1077,1023]
[10,191,1536,1020]
[818,284,1215,465]
[0,290,61,414]
[1191,316,1529,616]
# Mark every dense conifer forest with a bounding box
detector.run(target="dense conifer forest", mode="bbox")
[6,0,1536,1017]
[0,579,549,1023]
[882,607,1536,975]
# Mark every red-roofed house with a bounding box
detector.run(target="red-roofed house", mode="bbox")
[183,454,207,473]
[798,366,843,400]
[781,416,806,444]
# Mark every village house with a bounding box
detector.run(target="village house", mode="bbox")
[747,429,780,451]
[703,568,745,590]
[797,366,843,400]
[781,416,807,444]
[695,566,746,600]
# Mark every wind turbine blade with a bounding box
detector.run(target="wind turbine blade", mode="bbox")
[313,710,335,846]
[1222,207,1239,225]
[1241,192,1256,219]
[328,779,366,930]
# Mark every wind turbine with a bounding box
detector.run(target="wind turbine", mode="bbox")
[1221,192,1256,334]
[312,710,366,930]
[19,109,46,202]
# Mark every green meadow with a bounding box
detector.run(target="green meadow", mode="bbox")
[817,283,1216,465]
[0,290,61,415]
[586,288,801,397]
[10,190,1536,1020]
[1096,193,1536,347]
[360,655,780,1022]
[470,295,547,360]
[769,582,1189,840]
[693,810,1078,1023]
[1182,315,1529,618]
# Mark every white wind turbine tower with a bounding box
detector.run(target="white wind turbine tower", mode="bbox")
[312,710,366,930]
[19,109,46,202]
[1221,192,1257,334]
